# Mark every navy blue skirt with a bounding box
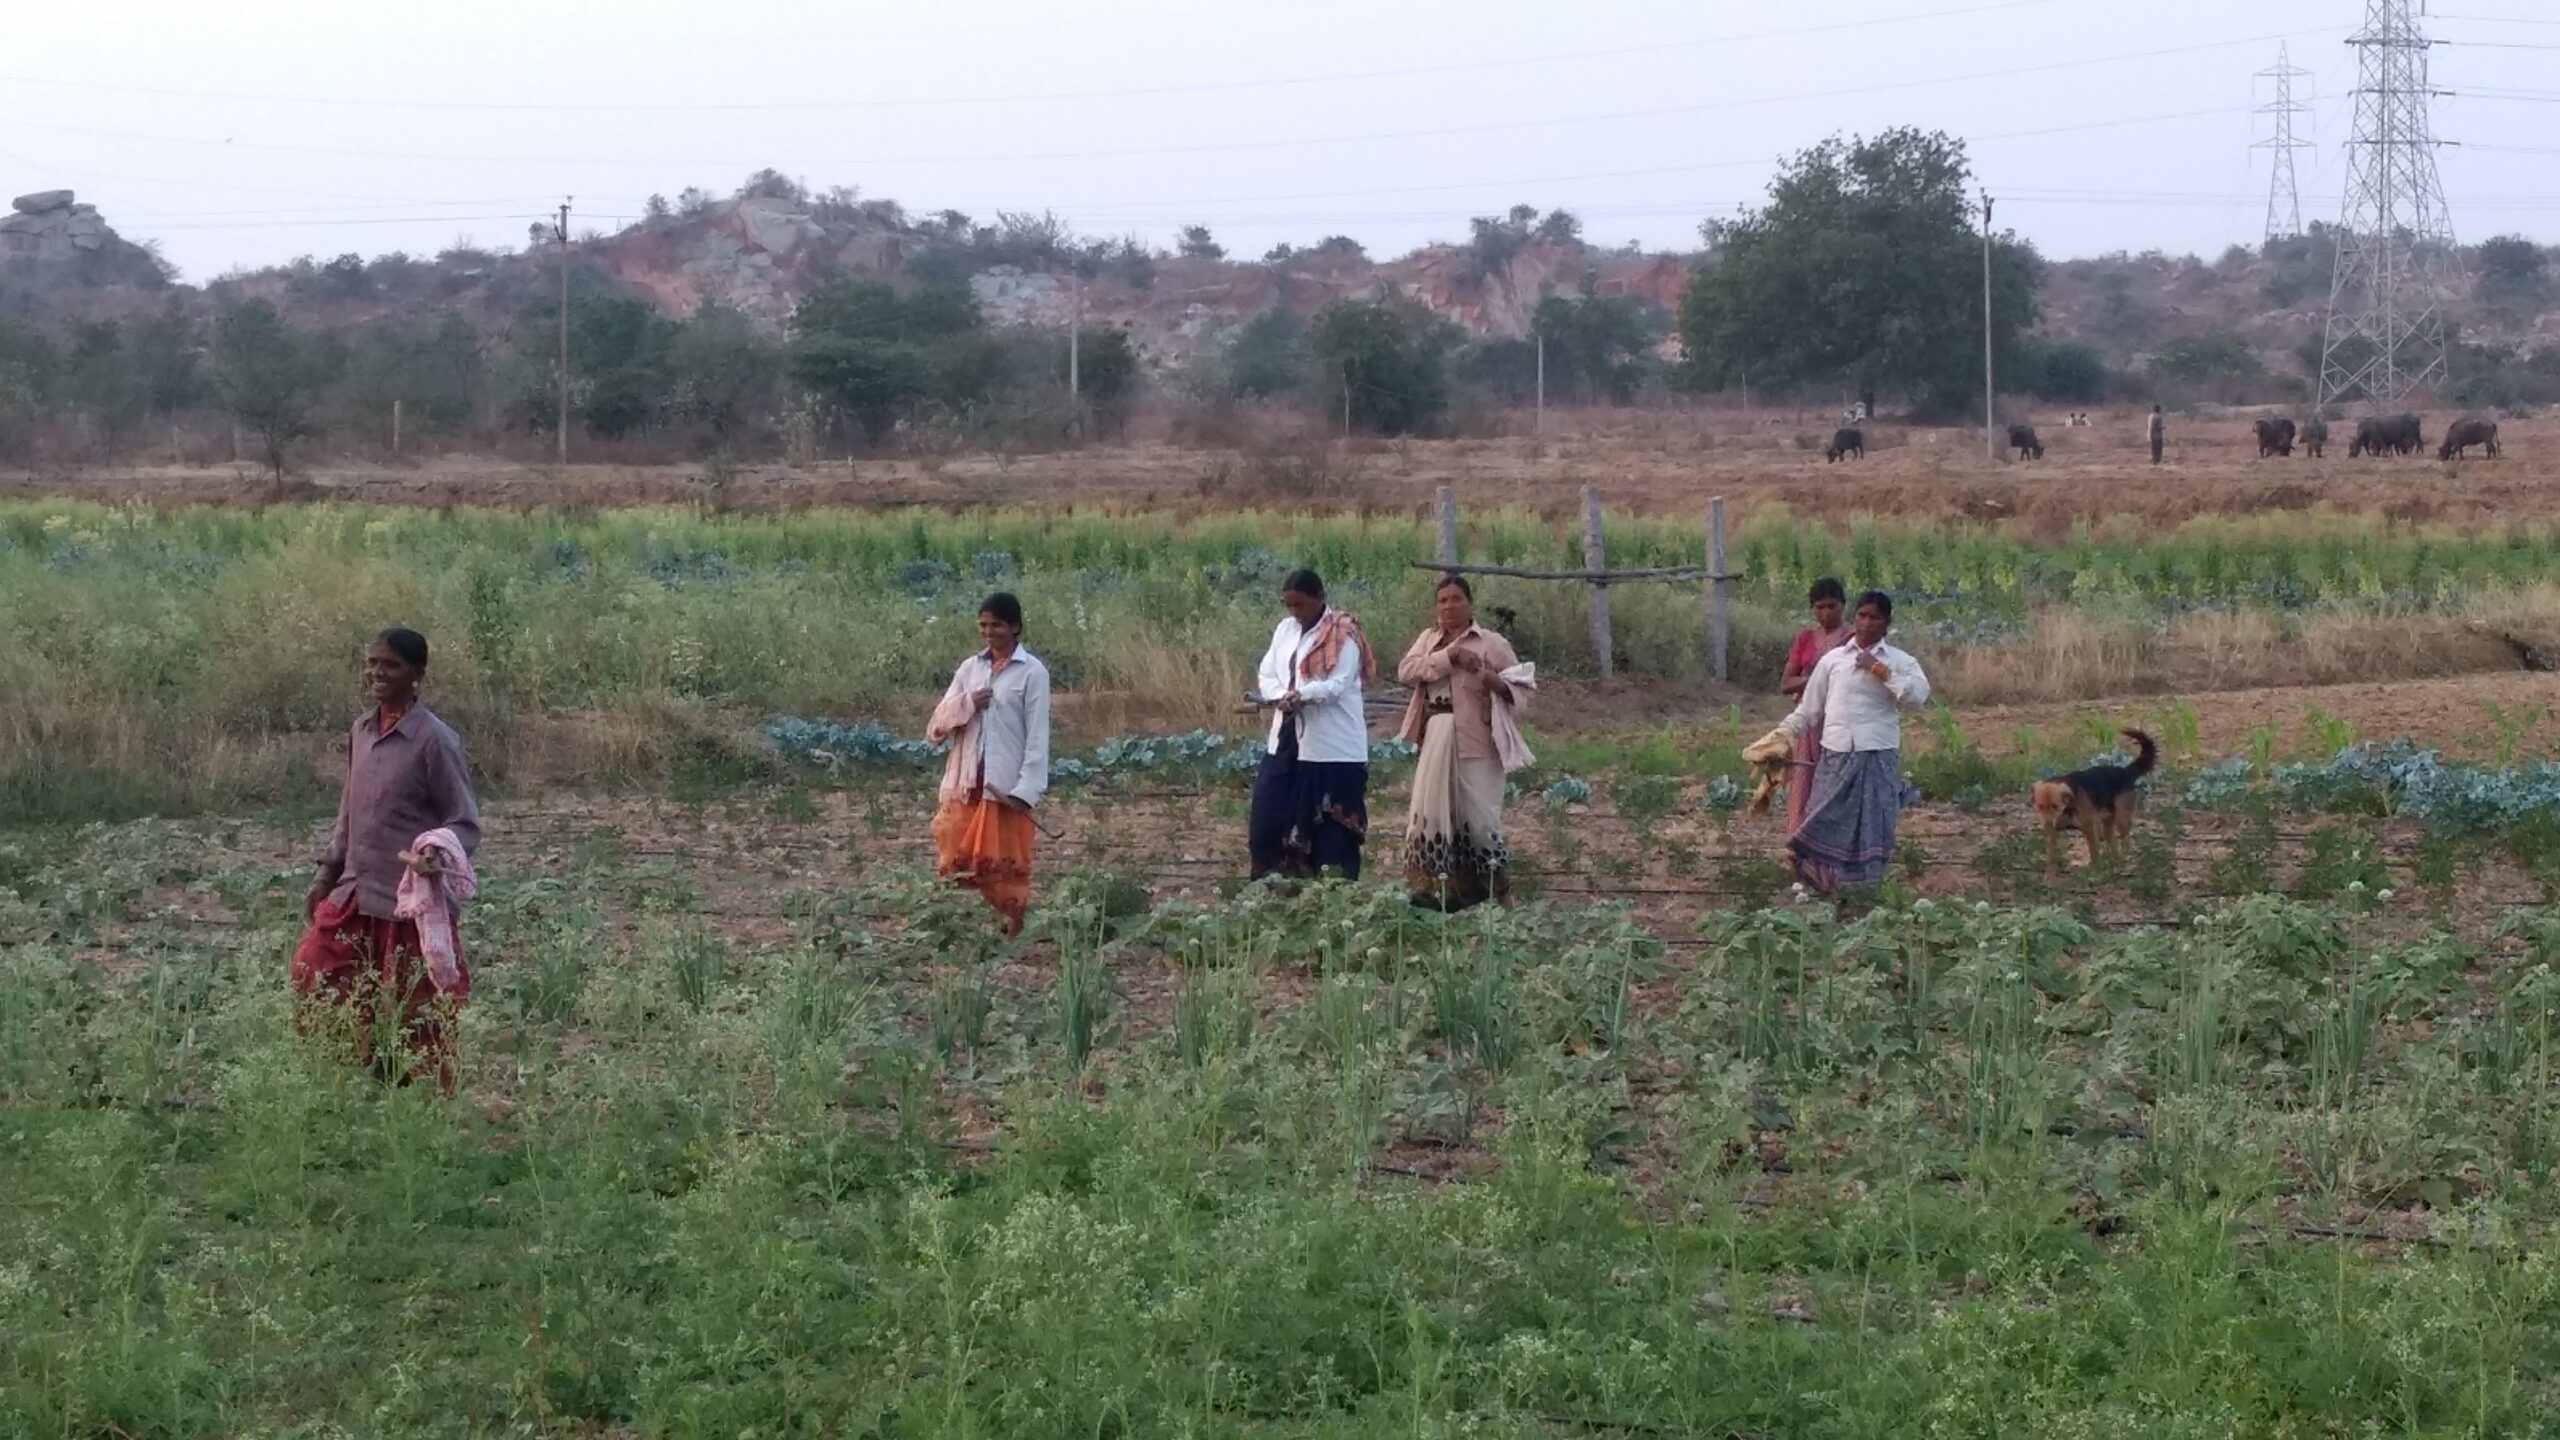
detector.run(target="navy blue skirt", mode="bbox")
[1249,716,1368,881]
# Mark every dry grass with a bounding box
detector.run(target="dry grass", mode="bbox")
[1930,602,2538,708]
[12,411,2553,528]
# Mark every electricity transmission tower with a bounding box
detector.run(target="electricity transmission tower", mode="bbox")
[2317,0,2457,410]
[2256,43,2313,244]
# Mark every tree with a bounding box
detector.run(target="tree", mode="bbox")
[669,303,784,444]
[1310,301,1459,436]
[738,168,806,203]
[2013,338,2110,403]
[1677,129,2041,417]
[2477,235,2547,302]
[0,317,58,459]
[1178,225,1226,261]
[1466,209,1534,283]
[1463,291,1665,407]
[1534,209,1583,245]
[645,194,672,222]
[789,278,993,446]
[211,301,328,476]
[62,321,149,461]
[2146,331,2261,385]
[1225,307,1310,399]
[1314,235,1366,259]
[340,310,484,441]
[505,281,679,439]
[1530,290,1664,403]
[129,303,203,417]
[1065,325,1141,435]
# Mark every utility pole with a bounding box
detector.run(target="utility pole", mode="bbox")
[2319,0,2455,408]
[2256,43,2315,244]
[1068,279,1081,400]
[1534,331,1546,434]
[555,198,572,467]
[1981,192,1998,461]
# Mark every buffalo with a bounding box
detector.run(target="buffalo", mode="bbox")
[2007,424,2044,460]
[2254,416,2298,458]
[2350,413,2424,458]
[1825,427,1865,463]
[2301,417,2329,458]
[2441,418,2500,461]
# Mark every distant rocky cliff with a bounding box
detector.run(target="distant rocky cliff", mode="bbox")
[0,190,170,290]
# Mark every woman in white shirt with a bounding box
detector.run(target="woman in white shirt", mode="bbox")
[1777,589,1931,894]
[926,592,1052,936]
[1247,568,1375,883]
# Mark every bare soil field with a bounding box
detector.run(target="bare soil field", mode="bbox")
[7,413,2547,528]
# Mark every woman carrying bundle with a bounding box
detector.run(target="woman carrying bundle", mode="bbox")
[927,592,1053,937]
[1395,576,1534,911]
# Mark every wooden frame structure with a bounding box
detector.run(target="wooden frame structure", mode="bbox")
[1413,483,1734,684]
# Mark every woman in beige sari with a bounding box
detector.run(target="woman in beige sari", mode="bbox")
[1396,577,1533,911]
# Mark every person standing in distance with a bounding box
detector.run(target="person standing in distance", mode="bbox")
[926,592,1052,937]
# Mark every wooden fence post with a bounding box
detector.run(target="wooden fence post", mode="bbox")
[392,399,403,457]
[1705,496,1729,685]
[1581,484,1613,683]
[1435,484,1458,569]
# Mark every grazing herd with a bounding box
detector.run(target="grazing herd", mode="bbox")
[1814,410,2506,464]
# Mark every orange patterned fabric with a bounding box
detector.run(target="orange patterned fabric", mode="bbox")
[932,796,1037,928]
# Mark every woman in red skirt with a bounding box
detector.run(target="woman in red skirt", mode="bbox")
[294,627,481,1094]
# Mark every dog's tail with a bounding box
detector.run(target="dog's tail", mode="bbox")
[2120,728,2158,780]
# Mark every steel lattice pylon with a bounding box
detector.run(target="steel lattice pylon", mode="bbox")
[2257,43,2314,244]
[2318,0,2457,409]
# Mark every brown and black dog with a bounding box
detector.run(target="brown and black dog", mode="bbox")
[2030,728,2157,873]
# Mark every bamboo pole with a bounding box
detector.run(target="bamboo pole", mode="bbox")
[1706,496,1729,684]
[1582,484,1613,683]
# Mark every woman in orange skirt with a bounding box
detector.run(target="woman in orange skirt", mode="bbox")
[926,593,1053,936]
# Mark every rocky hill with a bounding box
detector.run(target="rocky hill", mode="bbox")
[5,183,2554,402]
[585,193,1690,363]
[0,190,174,300]
[2,187,1687,362]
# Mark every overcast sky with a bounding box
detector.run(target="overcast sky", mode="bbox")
[7,0,2558,282]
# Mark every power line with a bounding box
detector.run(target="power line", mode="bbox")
[0,26,2350,175]
[962,102,2275,221]
[0,0,2079,115]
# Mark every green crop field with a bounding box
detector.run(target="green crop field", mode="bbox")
[6,815,2560,1436]
[9,493,2560,1436]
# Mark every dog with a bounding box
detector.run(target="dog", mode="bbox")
[2030,728,2157,873]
